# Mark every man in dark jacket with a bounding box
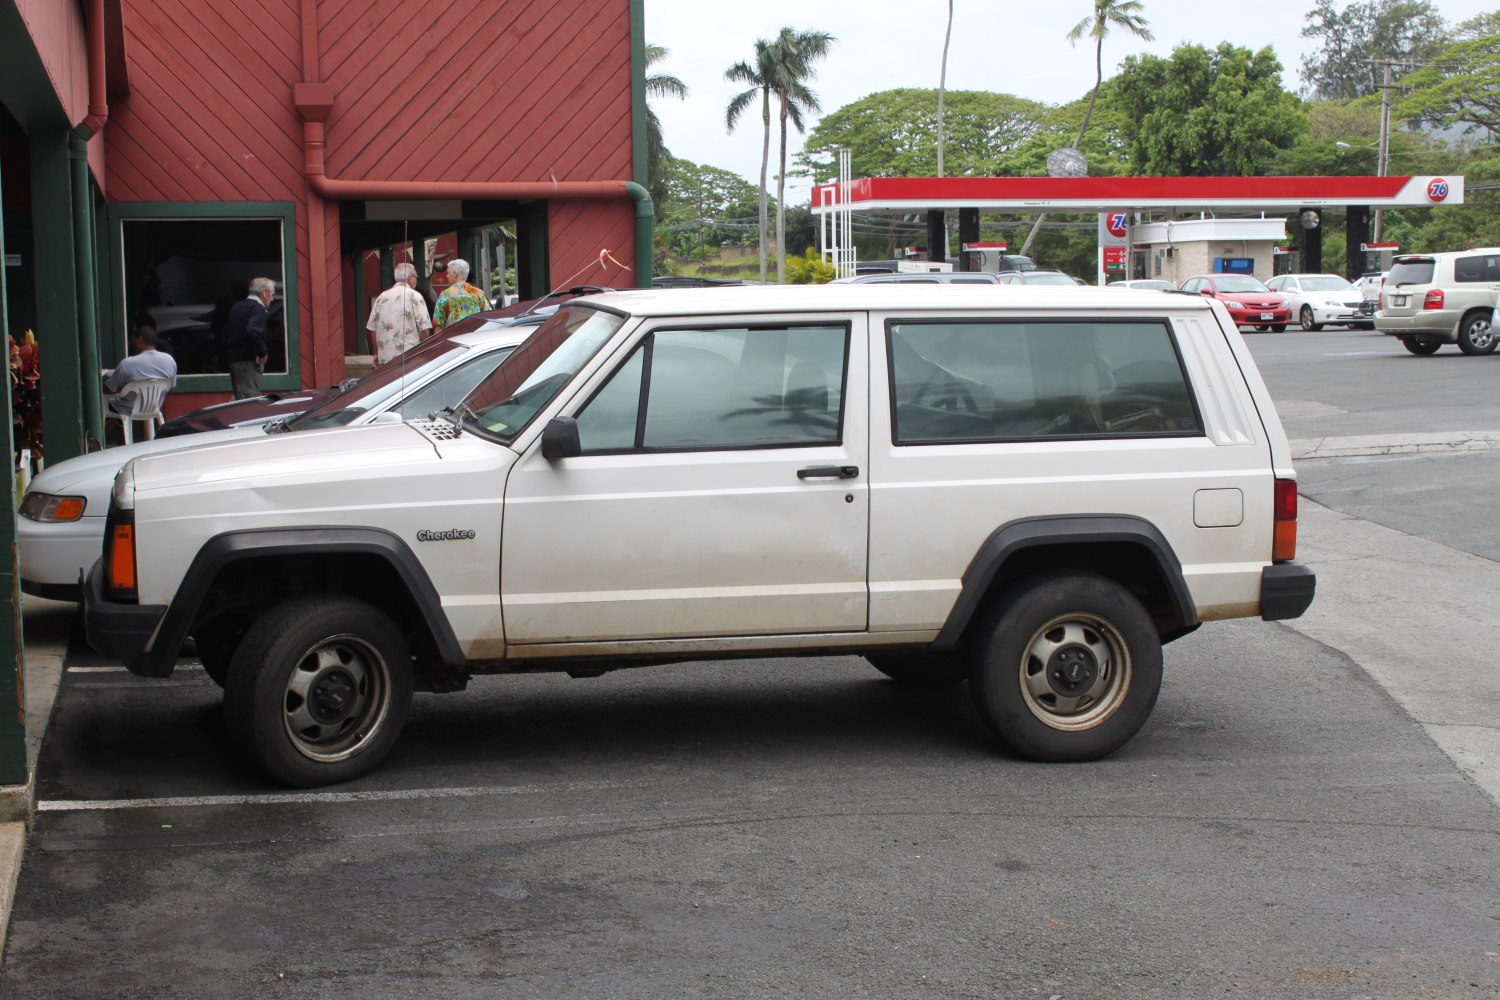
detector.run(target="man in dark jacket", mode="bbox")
[224,276,275,399]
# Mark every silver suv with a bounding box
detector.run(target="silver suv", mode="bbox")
[1376,249,1500,355]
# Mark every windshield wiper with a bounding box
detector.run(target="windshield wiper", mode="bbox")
[433,402,477,431]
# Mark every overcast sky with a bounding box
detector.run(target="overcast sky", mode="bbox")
[644,0,1493,196]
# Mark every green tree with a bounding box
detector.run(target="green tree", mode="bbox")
[644,44,688,217]
[1115,43,1307,175]
[657,156,766,260]
[767,27,836,284]
[1392,23,1500,140]
[725,41,778,282]
[1021,0,1154,255]
[1298,0,1449,100]
[797,89,1049,179]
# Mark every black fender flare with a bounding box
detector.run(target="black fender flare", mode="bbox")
[933,514,1199,648]
[136,526,463,677]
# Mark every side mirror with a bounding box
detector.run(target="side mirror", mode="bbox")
[541,416,581,461]
[371,411,404,424]
[1199,288,1213,296]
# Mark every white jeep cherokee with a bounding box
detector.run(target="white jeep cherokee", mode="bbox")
[84,286,1315,787]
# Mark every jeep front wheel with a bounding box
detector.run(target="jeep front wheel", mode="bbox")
[969,573,1161,762]
[224,594,413,787]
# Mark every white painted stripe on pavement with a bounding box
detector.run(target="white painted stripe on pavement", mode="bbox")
[36,779,641,813]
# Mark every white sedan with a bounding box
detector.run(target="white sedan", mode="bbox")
[1265,273,1371,331]
[20,323,529,600]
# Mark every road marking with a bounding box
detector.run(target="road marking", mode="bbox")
[36,778,644,813]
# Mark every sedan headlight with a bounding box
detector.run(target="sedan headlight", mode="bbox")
[18,492,86,522]
[111,461,137,512]
[1224,300,1245,309]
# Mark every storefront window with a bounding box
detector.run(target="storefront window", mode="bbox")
[117,210,294,379]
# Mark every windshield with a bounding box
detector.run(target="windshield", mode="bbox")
[1026,272,1079,286]
[461,305,627,443]
[1301,276,1353,292]
[1213,276,1270,293]
[284,337,468,431]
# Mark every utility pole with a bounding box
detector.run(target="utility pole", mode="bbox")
[1373,60,1395,244]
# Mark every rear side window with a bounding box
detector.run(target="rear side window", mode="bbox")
[1454,254,1500,283]
[1388,260,1435,285]
[888,319,1201,444]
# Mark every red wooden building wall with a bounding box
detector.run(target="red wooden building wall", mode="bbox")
[104,0,638,412]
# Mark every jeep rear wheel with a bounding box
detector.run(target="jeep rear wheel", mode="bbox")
[969,572,1161,762]
[1401,337,1441,355]
[224,594,412,787]
[866,653,970,687]
[1456,311,1497,355]
[1299,307,1322,332]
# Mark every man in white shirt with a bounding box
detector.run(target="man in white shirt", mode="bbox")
[366,262,434,365]
[104,327,178,415]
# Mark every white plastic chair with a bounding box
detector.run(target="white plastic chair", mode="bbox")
[104,377,172,444]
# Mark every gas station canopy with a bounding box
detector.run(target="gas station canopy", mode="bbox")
[811,175,1464,213]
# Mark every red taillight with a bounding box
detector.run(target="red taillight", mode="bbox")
[1273,478,1298,562]
[1423,289,1444,310]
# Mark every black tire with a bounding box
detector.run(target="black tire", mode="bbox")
[968,572,1162,762]
[1269,324,1288,333]
[1253,325,1269,332]
[1456,311,1497,355]
[1401,337,1441,356]
[1356,322,1375,331]
[866,653,970,687]
[223,594,413,787]
[1299,307,1322,332]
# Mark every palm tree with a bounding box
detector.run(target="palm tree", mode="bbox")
[937,0,953,178]
[1020,0,1154,257]
[725,42,777,283]
[645,43,688,213]
[767,28,835,283]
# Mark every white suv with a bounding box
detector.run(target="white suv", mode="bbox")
[84,286,1316,786]
[1376,248,1500,355]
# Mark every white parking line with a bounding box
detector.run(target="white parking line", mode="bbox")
[36,778,643,813]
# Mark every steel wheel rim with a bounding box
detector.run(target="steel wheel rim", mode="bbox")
[1470,319,1494,350]
[281,633,392,763]
[1016,612,1132,731]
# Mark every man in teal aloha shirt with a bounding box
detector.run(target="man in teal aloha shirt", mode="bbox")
[431,259,491,330]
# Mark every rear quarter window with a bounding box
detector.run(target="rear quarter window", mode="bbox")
[887,318,1202,444]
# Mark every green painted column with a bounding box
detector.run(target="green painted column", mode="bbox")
[30,127,84,463]
[0,146,27,787]
[69,132,103,447]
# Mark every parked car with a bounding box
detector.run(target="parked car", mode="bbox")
[1375,248,1500,355]
[1179,275,1291,331]
[83,284,1314,787]
[156,381,357,437]
[1107,279,1176,291]
[996,270,1079,286]
[1353,271,1386,324]
[19,324,532,600]
[1264,273,1370,331]
[832,272,1001,285]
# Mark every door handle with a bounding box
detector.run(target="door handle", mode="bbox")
[797,465,860,480]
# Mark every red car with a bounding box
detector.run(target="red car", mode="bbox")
[1179,274,1291,331]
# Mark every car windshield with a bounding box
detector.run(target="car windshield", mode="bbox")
[1214,277,1270,293]
[283,337,469,431]
[1301,276,1353,291]
[460,305,626,443]
[1026,272,1079,286]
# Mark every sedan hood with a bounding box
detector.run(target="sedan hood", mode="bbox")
[130,421,440,495]
[26,425,267,500]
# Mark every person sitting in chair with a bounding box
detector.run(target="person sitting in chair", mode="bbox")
[104,326,178,415]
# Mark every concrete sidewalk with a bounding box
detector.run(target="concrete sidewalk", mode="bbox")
[3,428,1497,960]
[0,595,73,956]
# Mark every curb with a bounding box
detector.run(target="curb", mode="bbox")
[1290,430,1500,461]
